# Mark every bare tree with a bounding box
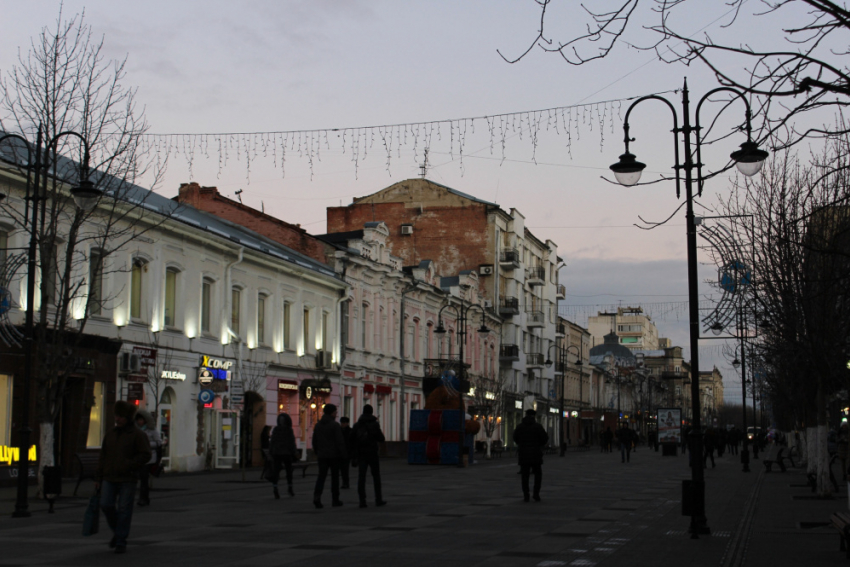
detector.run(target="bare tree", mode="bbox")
[717,137,850,495]
[468,372,508,459]
[500,1,850,148]
[0,9,164,472]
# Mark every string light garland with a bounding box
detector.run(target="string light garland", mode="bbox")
[141,90,677,182]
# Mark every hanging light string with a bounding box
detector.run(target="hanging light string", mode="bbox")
[141,89,678,182]
[558,297,718,326]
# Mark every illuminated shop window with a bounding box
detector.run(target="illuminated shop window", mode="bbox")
[0,374,11,446]
[86,382,105,448]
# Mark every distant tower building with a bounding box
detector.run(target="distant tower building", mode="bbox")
[587,306,665,351]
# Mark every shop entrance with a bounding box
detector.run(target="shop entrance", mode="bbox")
[159,388,173,470]
[204,408,240,469]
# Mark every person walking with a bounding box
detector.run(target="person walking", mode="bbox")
[339,417,353,489]
[603,427,613,454]
[134,410,161,507]
[513,409,548,502]
[703,428,716,469]
[270,413,297,499]
[351,404,387,508]
[95,401,152,554]
[617,424,634,463]
[312,404,346,509]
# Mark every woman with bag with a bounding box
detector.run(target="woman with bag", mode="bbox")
[134,410,162,507]
[269,413,297,499]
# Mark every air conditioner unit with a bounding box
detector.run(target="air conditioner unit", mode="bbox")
[316,350,333,369]
[400,224,414,235]
[119,352,142,373]
[483,300,493,309]
[479,265,494,276]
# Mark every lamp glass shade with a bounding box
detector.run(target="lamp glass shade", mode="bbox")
[731,358,741,369]
[477,324,489,336]
[71,179,101,211]
[434,324,447,334]
[710,323,723,336]
[610,152,646,186]
[730,141,769,177]
[544,359,553,368]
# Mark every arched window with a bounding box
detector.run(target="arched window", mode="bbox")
[231,287,242,335]
[130,258,147,321]
[201,277,214,335]
[257,293,268,345]
[164,267,179,328]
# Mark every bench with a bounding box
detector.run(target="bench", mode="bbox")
[491,441,504,459]
[832,511,850,559]
[73,452,99,496]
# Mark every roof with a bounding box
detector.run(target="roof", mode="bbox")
[0,133,339,281]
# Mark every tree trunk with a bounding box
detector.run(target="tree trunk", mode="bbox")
[485,437,492,459]
[807,427,817,474]
[37,421,55,496]
[817,379,832,497]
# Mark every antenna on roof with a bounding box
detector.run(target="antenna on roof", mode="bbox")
[419,148,429,179]
[235,189,243,204]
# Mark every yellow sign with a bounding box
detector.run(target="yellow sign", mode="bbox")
[0,445,37,466]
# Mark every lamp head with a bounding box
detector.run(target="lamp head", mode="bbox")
[544,358,553,368]
[609,152,646,186]
[71,178,101,211]
[434,322,447,334]
[730,141,769,177]
[477,323,490,336]
[731,357,741,369]
[710,322,724,335]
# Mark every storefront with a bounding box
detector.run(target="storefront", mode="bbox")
[502,394,524,448]
[299,377,332,455]
[197,354,239,469]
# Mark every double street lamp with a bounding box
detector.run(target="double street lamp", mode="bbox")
[545,343,582,456]
[1,128,101,518]
[609,79,768,537]
[435,301,490,468]
[603,355,629,427]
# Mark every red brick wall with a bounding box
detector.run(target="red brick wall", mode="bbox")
[177,183,329,264]
[326,202,491,277]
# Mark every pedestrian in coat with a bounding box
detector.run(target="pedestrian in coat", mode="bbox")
[312,404,346,508]
[134,410,162,507]
[270,413,297,499]
[617,424,634,463]
[603,427,614,453]
[513,409,548,502]
[351,404,387,508]
[703,428,716,469]
[95,401,152,554]
[339,417,353,489]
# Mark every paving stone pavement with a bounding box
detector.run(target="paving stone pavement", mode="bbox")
[0,446,846,566]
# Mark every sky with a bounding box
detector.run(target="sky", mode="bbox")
[0,1,806,404]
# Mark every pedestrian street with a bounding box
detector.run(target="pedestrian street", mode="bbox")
[0,446,836,567]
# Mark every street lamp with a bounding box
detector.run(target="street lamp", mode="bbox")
[546,344,583,455]
[609,79,768,537]
[0,128,101,518]
[604,356,627,428]
[434,301,490,467]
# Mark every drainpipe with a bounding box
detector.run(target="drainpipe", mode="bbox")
[399,282,419,442]
[223,247,243,475]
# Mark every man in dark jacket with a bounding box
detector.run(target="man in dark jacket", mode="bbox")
[95,400,152,554]
[513,409,548,502]
[617,424,634,463]
[312,404,346,508]
[351,404,386,508]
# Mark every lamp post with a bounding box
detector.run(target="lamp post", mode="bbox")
[604,357,625,428]
[609,79,768,537]
[435,301,490,468]
[1,128,101,518]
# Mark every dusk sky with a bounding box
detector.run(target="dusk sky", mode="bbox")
[2,1,808,403]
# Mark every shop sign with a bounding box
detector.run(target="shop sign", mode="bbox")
[133,346,157,370]
[300,378,332,398]
[305,386,313,400]
[200,355,233,370]
[376,385,392,395]
[514,400,522,410]
[198,389,215,404]
[278,380,298,391]
[549,407,559,414]
[0,444,37,466]
[363,384,375,394]
[161,370,186,381]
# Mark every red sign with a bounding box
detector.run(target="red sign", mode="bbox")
[133,346,157,370]
[376,385,392,395]
[363,384,375,393]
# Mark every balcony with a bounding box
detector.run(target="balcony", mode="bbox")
[526,353,545,367]
[499,344,520,362]
[499,296,520,316]
[526,266,545,286]
[556,284,566,299]
[499,248,521,269]
[556,323,566,337]
[526,310,544,327]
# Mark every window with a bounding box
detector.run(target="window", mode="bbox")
[86,382,105,448]
[283,302,291,350]
[201,278,213,334]
[164,268,178,327]
[322,311,329,351]
[361,303,368,350]
[303,307,311,352]
[0,374,11,446]
[257,294,267,345]
[231,288,241,335]
[88,249,103,316]
[130,258,145,320]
